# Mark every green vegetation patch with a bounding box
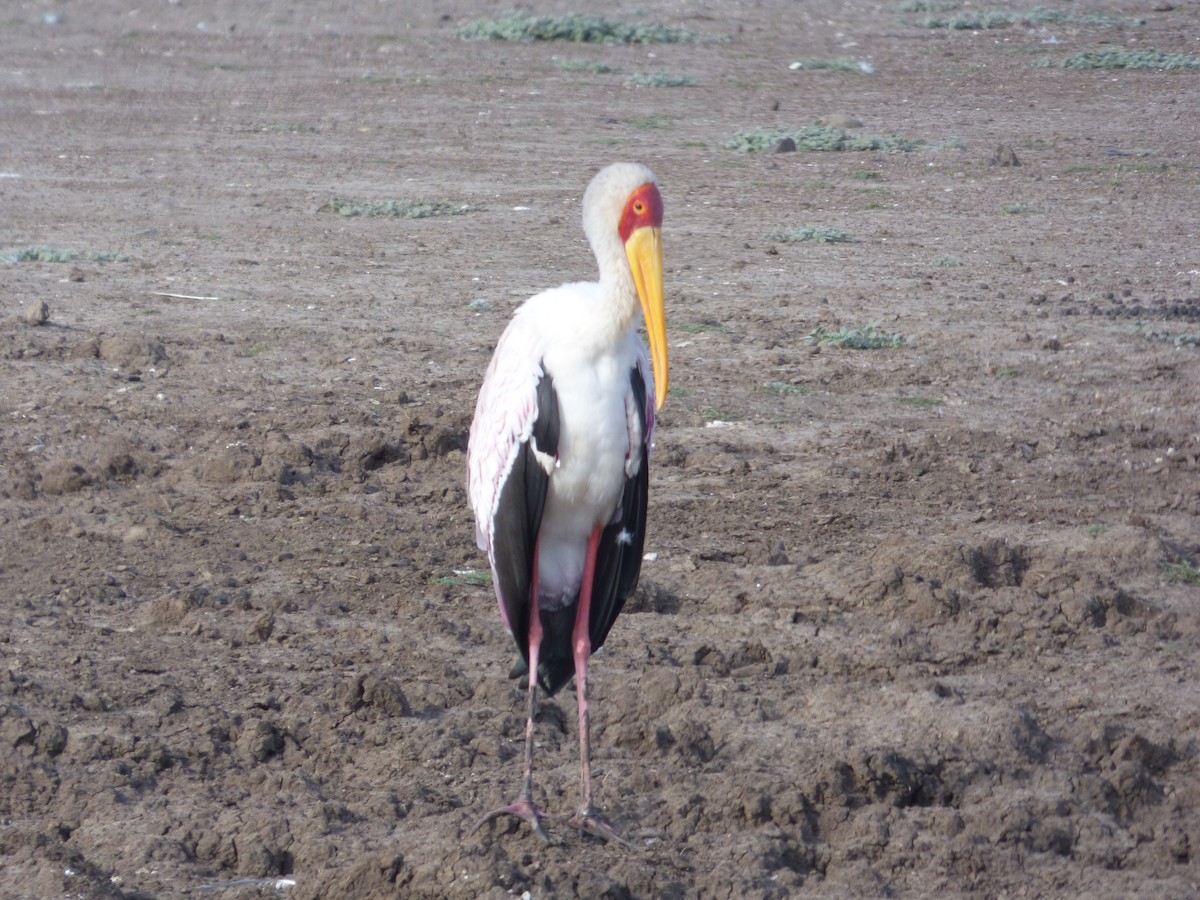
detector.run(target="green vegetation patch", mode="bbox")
[1037,49,1200,70]
[1135,322,1200,349]
[431,569,493,587]
[909,7,1143,29]
[765,226,855,243]
[626,72,696,87]
[3,247,125,263]
[456,12,717,44]
[898,395,942,408]
[806,323,907,349]
[322,198,474,219]
[725,124,922,153]
[931,255,963,267]
[899,0,962,11]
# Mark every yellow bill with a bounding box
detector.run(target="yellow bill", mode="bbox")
[625,225,668,411]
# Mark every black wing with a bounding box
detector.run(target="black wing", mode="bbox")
[588,364,650,654]
[490,370,559,665]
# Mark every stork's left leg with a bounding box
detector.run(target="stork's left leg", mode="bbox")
[566,523,636,848]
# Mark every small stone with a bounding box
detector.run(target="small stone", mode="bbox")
[238,719,284,762]
[122,525,149,544]
[244,612,275,644]
[818,113,864,129]
[23,300,49,326]
[990,144,1021,167]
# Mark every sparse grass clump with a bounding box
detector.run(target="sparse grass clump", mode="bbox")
[1161,560,1200,585]
[806,323,906,349]
[322,198,474,219]
[626,72,696,87]
[1002,202,1048,214]
[931,255,963,267]
[765,226,855,243]
[908,10,1014,28]
[725,124,922,153]
[1037,49,1200,70]
[702,407,741,423]
[929,137,966,152]
[456,12,717,44]
[759,381,815,396]
[626,113,678,129]
[554,57,618,73]
[3,247,125,263]
[909,7,1143,29]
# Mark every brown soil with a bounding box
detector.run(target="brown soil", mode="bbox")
[2,2,1199,897]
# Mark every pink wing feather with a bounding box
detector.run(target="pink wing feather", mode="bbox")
[466,315,546,631]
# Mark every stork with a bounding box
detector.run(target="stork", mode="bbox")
[466,162,667,845]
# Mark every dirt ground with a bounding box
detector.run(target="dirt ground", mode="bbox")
[2,1,1199,897]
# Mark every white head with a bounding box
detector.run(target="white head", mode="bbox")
[580,162,657,259]
[580,162,668,411]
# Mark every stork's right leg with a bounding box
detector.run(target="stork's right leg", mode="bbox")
[469,549,550,843]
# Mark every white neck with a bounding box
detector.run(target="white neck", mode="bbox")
[593,233,638,338]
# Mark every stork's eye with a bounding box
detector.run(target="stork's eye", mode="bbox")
[633,200,646,214]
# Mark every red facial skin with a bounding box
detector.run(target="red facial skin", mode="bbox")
[617,182,664,243]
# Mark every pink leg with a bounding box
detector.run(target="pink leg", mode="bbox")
[470,545,550,843]
[566,524,635,848]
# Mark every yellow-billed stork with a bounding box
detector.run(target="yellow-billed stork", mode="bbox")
[466,162,667,845]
